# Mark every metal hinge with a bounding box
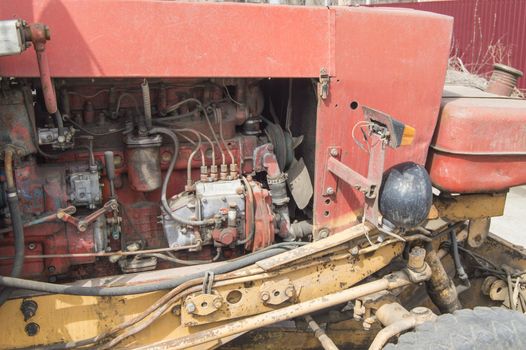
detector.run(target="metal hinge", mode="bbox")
[318,68,330,100]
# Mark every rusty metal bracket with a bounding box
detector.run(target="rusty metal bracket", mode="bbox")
[58,199,118,232]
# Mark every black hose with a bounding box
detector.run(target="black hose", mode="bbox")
[149,127,212,226]
[0,245,295,296]
[450,228,469,285]
[0,191,25,306]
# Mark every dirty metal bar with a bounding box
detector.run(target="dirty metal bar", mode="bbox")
[305,315,339,350]
[327,157,374,194]
[133,270,428,350]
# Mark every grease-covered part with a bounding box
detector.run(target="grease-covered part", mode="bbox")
[378,162,432,229]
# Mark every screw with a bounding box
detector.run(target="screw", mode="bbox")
[185,302,196,314]
[330,148,339,157]
[47,266,56,273]
[28,243,36,251]
[25,322,40,337]
[285,286,295,298]
[326,187,335,195]
[260,291,270,302]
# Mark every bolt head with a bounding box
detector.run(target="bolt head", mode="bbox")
[330,148,339,157]
[285,286,295,298]
[260,291,270,302]
[185,302,196,314]
[350,246,359,256]
[213,298,223,309]
[318,229,330,239]
[326,187,335,195]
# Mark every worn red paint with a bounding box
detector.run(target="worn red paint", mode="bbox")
[0,2,452,243]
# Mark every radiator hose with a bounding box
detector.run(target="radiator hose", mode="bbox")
[0,149,25,307]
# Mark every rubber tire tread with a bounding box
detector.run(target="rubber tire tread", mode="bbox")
[384,307,526,350]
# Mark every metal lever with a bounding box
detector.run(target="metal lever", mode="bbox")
[104,151,116,198]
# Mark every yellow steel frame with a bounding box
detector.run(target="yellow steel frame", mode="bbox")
[0,225,403,349]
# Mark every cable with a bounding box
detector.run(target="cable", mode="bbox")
[63,115,128,136]
[68,89,109,99]
[174,128,203,186]
[115,92,141,116]
[450,228,469,285]
[0,246,291,296]
[148,127,212,227]
[146,248,221,266]
[202,106,225,165]
[33,242,305,350]
[216,107,235,165]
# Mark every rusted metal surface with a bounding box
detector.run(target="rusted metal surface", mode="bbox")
[428,85,526,193]
[370,303,436,350]
[26,23,57,115]
[434,192,506,221]
[0,88,37,156]
[425,248,462,314]
[0,1,331,78]
[486,63,524,96]
[312,6,452,234]
[0,2,453,236]
[0,231,405,349]
[132,270,426,350]
[374,0,526,90]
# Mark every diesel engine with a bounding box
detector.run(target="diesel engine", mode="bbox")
[0,76,313,280]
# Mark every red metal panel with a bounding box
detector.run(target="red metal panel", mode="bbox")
[0,1,332,78]
[313,7,452,233]
[0,1,453,235]
[374,0,526,89]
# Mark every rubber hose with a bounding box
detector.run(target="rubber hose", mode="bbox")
[148,127,212,226]
[450,229,469,283]
[54,111,64,139]
[0,151,26,307]
[0,245,291,296]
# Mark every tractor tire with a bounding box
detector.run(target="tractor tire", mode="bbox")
[384,307,526,350]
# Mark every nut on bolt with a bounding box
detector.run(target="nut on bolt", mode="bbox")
[185,301,196,314]
[260,291,270,302]
[213,297,223,309]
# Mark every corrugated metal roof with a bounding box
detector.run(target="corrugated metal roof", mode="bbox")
[373,0,526,89]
